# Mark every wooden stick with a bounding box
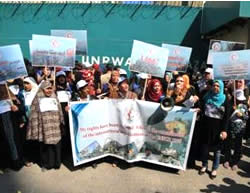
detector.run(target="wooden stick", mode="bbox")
[53,66,56,88]
[5,83,13,106]
[233,80,236,107]
[142,78,148,99]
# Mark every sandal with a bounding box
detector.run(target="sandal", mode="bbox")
[25,162,32,167]
[232,165,238,171]
[199,167,207,175]
[210,170,217,180]
[223,162,230,169]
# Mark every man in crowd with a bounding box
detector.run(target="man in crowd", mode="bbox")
[195,67,213,95]
[102,69,120,99]
[118,77,138,99]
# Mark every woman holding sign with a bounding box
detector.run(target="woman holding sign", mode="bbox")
[26,80,64,171]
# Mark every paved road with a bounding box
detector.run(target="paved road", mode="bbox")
[1,144,250,193]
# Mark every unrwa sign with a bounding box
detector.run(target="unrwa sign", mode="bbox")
[82,56,131,67]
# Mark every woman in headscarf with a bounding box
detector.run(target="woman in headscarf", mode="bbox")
[17,77,39,166]
[166,74,199,168]
[226,79,249,101]
[199,80,229,179]
[55,71,73,160]
[167,75,199,107]
[26,80,64,170]
[145,79,164,103]
[180,74,200,167]
[19,77,39,118]
[235,79,249,100]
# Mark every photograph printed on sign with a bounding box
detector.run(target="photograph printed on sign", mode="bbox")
[30,35,76,67]
[0,44,27,82]
[212,50,250,80]
[207,40,246,65]
[130,40,169,78]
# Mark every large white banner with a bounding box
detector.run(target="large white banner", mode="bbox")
[69,99,197,170]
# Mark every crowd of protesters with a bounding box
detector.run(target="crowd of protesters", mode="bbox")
[1,59,250,180]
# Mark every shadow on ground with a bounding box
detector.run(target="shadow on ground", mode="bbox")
[242,143,250,158]
[62,154,180,174]
[237,143,250,178]
[200,178,250,193]
[237,159,250,179]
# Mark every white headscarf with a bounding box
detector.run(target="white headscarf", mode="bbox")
[23,77,38,106]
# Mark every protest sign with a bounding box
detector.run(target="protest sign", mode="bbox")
[162,44,192,72]
[213,50,250,80]
[0,100,12,114]
[69,99,197,170]
[39,98,59,112]
[0,44,27,82]
[57,91,71,103]
[130,40,169,78]
[51,30,87,56]
[207,40,246,65]
[30,35,76,67]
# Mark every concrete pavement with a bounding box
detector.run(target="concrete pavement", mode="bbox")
[0,144,250,193]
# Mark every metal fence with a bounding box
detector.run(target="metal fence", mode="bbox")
[0,1,204,7]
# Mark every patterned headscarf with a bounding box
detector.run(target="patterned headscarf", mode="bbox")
[40,80,53,90]
[203,80,226,107]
